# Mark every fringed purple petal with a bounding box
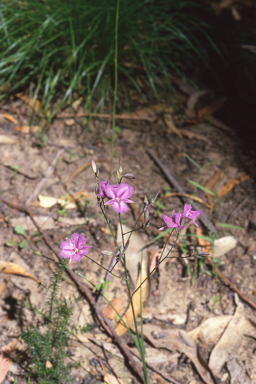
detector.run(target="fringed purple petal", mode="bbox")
[116,183,134,199]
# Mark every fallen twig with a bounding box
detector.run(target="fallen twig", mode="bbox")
[1,198,144,382]
[147,149,216,233]
[57,111,155,122]
[25,149,64,208]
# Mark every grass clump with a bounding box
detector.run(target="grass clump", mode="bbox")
[0,0,210,118]
[22,262,74,384]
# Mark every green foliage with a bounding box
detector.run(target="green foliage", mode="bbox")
[22,262,74,384]
[0,0,211,118]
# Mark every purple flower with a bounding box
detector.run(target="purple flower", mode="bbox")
[60,233,91,264]
[97,180,109,198]
[159,211,184,231]
[104,182,134,214]
[181,203,201,227]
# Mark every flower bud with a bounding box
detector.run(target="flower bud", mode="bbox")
[91,159,97,173]
[144,196,149,206]
[144,209,149,222]
[151,189,161,203]
[101,250,113,256]
[123,173,135,180]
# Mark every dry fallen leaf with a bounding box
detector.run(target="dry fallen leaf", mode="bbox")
[196,227,212,256]
[0,135,17,144]
[143,323,217,384]
[104,373,126,384]
[0,113,18,125]
[203,170,221,207]
[217,175,250,197]
[209,294,256,376]
[14,125,39,133]
[37,194,76,209]
[189,315,232,345]
[15,93,41,113]
[198,97,226,120]
[227,357,251,384]
[0,341,17,383]
[102,297,124,320]
[115,254,148,337]
[0,260,39,283]
[164,113,182,138]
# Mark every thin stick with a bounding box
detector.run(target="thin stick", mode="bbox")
[147,149,216,233]
[57,111,155,122]
[25,149,64,208]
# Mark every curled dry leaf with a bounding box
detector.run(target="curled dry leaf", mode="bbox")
[143,323,217,384]
[217,175,250,197]
[0,113,18,125]
[203,170,221,207]
[0,260,39,283]
[164,114,182,138]
[0,341,17,383]
[15,93,41,113]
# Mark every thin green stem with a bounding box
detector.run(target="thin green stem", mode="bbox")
[119,213,147,383]
[110,0,120,177]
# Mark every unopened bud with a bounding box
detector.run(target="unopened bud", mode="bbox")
[91,159,97,173]
[123,173,135,180]
[101,250,113,256]
[144,196,149,206]
[144,209,149,222]
[145,220,150,228]
[151,189,161,203]
[96,169,100,179]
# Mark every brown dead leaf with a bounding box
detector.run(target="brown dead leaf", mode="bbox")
[217,174,249,197]
[164,114,182,138]
[179,129,210,143]
[104,373,126,384]
[0,260,39,283]
[14,125,39,133]
[15,93,41,113]
[143,323,217,384]
[203,170,221,206]
[209,294,256,376]
[189,315,232,345]
[0,113,18,125]
[198,97,226,120]
[0,135,17,144]
[0,341,17,383]
[186,90,210,114]
[196,227,212,256]
[115,254,148,336]
[102,297,124,320]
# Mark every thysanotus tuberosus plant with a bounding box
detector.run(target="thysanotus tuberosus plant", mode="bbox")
[22,158,202,383]
[58,158,201,383]
[0,0,211,118]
